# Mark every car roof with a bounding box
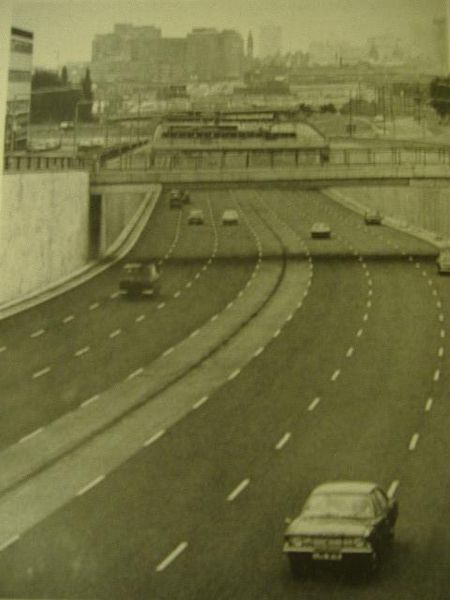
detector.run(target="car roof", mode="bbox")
[311,481,378,495]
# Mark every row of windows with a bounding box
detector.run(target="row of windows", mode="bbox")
[8,69,31,82]
[10,39,33,54]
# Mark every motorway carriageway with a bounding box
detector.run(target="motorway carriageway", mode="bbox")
[0,188,448,600]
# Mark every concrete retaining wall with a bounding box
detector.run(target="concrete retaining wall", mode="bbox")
[0,171,90,304]
[101,191,146,253]
[331,186,450,241]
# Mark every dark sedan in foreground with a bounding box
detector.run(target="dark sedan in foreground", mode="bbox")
[284,481,398,576]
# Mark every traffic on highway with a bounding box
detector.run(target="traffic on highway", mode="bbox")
[0,186,447,599]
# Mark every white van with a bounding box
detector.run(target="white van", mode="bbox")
[222,209,239,226]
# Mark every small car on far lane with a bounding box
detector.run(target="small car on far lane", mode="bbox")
[364,210,383,225]
[283,481,398,577]
[188,209,205,225]
[437,249,450,274]
[222,209,239,226]
[311,222,331,239]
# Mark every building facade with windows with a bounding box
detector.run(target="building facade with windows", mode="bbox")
[6,26,33,151]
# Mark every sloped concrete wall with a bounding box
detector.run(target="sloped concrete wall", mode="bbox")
[101,191,146,252]
[0,171,90,304]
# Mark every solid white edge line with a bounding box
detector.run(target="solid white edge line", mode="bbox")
[387,480,399,499]
[425,398,433,412]
[227,479,250,502]
[19,427,44,444]
[127,367,144,380]
[0,535,19,553]
[32,366,51,379]
[192,396,208,410]
[144,429,166,447]
[77,474,105,497]
[275,432,291,451]
[409,433,419,451]
[308,397,321,411]
[81,394,100,408]
[156,541,188,572]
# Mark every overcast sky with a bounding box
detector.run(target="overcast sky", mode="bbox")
[12,0,446,68]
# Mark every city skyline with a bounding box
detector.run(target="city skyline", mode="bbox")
[12,0,446,68]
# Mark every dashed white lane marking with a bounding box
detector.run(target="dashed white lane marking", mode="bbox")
[366,300,372,308]
[185,281,192,289]
[227,479,250,502]
[432,289,438,296]
[441,329,446,338]
[0,346,6,353]
[109,329,121,338]
[89,302,100,311]
[135,314,146,323]
[0,535,20,553]
[195,273,201,280]
[227,301,234,309]
[163,347,174,358]
[30,329,45,338]
[76,475,105,497]
[210,314,218,322]
[363,313,369,321]
[156,542,188,573]
[346,346,354,358]
[173,291,181,298]
[32,366,51,379]
[275,433,291,451]
[368,279,373,286]
[157,302,166,310]
[286,313,293,322]
[356,328,363,337]
[415,263,421,269]
[308,397,321,411]
[127,367,144,380]
[228,368,241,381]
[273,328,281,338]
[189,329,200,339]
[192,396,208,410]
[19,427,43,444]
[331,369,341,382]
[387,480,400,499]
[425,398,433,412]
[408,256,414,262]
[254,346,265,358]
[437,301,442,309]
[144,429,165,447]
[409,433,419,451]
[368,289,373,297]
[63,315,75,323]
[110,291,121,299]
[74,346,90,357]
[438,347,444,358]
[81,394,99,408]
[433,369,441,382]
[428,280,433,286]
[422,270,427,277]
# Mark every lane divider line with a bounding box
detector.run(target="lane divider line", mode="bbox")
[273,329,281,339]
[110,291,121,300]
[0,346,6,353]
[109,329,121,339]
[425,398,433,412]
[74,346,90,357]
[387,480,399,499]
[63,315,75,323]
[433,369,440,382]
[346,347,354,358]
[409,433,419,451]
[144,430,166,447]
[275,433,291,451]
[163,347,174,358]
[89,302,100,311]
[157,302,166,310]
[438,347,444,358]
[210,314,218,322]
[32,366,51,379]
[254,346,265,358]
[356,328,363,337]
[173,291,181,299]
[228,368,241,381]
[308,397,321,411]
[76,475,105,497]
[189,329,200,339]
[156,542,188,573]
[227,479,250,502]
[331,369,341,382]
[135,314,146,323]
[30,329,45,338]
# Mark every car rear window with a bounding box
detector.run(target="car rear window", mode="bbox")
[303,493,375,519]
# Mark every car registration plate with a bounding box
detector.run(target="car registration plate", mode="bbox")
[312,552,342,561]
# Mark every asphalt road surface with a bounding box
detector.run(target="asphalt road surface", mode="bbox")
[0,187,448,600]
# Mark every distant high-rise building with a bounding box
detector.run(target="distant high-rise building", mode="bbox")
[433,16,448,73]
[247,31,254,60]
[185,27,244,81]
[259,25,282,58]
[6,26,33,151]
